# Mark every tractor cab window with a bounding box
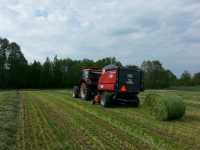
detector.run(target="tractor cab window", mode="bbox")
[89,72,100,79]
[82,70,100,79]
[82,71,89,78]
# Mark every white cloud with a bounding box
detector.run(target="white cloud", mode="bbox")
[0,0,200,76]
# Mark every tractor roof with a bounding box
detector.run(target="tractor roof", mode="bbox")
[103,65,141,71]
[81,68,101,72]
[103,65,119,70]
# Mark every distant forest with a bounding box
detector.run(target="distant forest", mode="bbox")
[0,37,200,89]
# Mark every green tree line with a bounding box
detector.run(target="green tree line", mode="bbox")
[0,37,199,89]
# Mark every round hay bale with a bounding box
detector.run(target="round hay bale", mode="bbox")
[143,94,185,121]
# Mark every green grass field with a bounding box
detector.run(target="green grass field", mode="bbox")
[0,89,200,150]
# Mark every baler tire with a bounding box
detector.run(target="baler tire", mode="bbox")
[72,86,79,98]
[132,96,140,107]
[101,92,112,107]
[91,99,95,105]
[80,83,91,100]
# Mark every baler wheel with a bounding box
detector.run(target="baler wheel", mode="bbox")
[101,92,112,107]
[72,86,79,98]
[131,96,140,107]
[80,83,91,100]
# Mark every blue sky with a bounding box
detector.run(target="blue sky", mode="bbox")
[0,0,200,76]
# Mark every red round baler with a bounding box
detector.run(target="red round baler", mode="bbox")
[72,65,144,107]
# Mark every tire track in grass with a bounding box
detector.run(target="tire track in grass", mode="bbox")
[30,93,79,150]
[32,101,66,150]
[52,91,198,150]
[30,98,53,150]
[22,91,103,150]
[23,93,40,149]
[40,91,159,150]
[31,91,141,150]
[19,90,200,150]
[18,92,70,150]
[16,91,26,150]
[52,92,175,149]
[53,103,137,150]
[29,92,69,149]
[79,89,200,140]
[18,92,57,150]
[37,93,106,150]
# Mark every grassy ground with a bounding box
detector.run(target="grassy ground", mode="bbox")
[0,91,20,150]
[168,86,200,91]
[0,89,200,150]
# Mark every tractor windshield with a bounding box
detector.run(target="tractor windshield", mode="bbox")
[89,72,101,79]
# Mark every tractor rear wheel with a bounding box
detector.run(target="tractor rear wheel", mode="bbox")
[72,86,79,98]
[101,92,112,107]
[80,83,91,100]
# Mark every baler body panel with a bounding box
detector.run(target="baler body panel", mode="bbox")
[118,68,142,93]
[98,67,143,94]
[98,70,117,91]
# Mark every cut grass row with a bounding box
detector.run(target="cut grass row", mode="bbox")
[0,91,20,150]
[55,90,200,147]
[16,90,200,150]
[0,89,200,150]
[50,91,200,149]
[17,91,149,150]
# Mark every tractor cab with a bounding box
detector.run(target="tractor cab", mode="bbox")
[81,69,101,83]
[72,68,101,100]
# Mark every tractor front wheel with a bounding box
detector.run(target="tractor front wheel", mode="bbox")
[101,92,112,107]
[80,83,91,100]
[72,86,79,98]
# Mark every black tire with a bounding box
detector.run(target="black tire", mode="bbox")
[80,83,91,100]
[130,96,140,107]
[72,86,79,98]
[101,92,112,107]
[91,99,95,105]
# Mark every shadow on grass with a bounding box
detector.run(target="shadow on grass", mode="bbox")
[109,100,140,108]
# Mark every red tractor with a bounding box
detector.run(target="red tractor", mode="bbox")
[72,65,144,107]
